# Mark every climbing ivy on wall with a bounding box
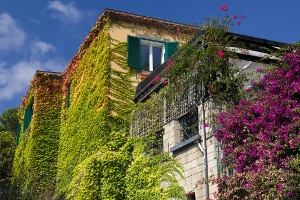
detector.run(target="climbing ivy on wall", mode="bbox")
[12,72,62,199]
[12,16,186,200]
[12,89,34,197]
[65,132,132,199]
[64,133,186,200]
[55,18,186,199]
[55,20,137,197]
[125,136,186,200]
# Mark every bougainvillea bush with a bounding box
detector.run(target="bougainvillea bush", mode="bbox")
[215,48,300,199]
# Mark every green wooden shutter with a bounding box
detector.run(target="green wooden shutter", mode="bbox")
[16,123,21,146]
[23,106,32,132]
[127,35,141,69]
[66,83,71,109]
[165,41,179,60]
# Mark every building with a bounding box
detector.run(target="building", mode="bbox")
[130,33,288,199]
[13,8,288,199]
[13,9,198,199]
[13,70,63,197]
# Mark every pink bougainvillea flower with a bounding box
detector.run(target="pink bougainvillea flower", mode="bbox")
[215,49,300,198]
[277,182,283,192]
[257,68,263,73]
[167,58,173,66]
[220,4,228,11]
[211,40,215,45]
[162,79,168,85]
[163,67,170,73]
[152,75,160,85]
[204,122,209,128]
[218,50,225,58]
[237,21,241,26]
[155,76,160,82]
[232,15,238,19]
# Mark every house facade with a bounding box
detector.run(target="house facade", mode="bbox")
[13,9,198,199]
[13,8,289,199]
[130,34,288,199]
[13,71,63,197]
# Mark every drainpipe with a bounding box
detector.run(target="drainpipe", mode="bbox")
[201,95,209,199]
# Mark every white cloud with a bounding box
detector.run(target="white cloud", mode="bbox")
[0,61,36,100]
[0,10,68,108]
[0,62,8,85]
[33,41,55,54]
[0,59,66,101]
[47,1,82,23]
[30,41,56,58]
[0,13,26,51]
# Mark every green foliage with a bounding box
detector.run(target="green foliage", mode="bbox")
[11,131,26,198]
[0,124,5,132]
[0,178,11,200]
[11,73,62,199]
[163,16,247,106]
[0,131,15,179]
[0,108,18,135]
[12,19,186,200]
[65,134,185,200]
[0,132,14,200]
[56,21,136,197]
[125,137,186,200]
[66,133,133,200]
[132,15,249,146]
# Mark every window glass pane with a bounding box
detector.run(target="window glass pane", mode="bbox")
[179,109,198,142]
[153,46,162,70]
[141,45,149,71]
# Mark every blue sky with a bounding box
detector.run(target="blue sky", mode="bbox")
[0,0,300,115]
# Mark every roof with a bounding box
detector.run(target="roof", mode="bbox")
[34,70,63,80]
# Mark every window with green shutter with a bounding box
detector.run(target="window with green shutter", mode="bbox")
[165,42,179,60]
[23,105,33,132]
[127,35,179,71]
[66,83,71,110]
[127,36,141,69]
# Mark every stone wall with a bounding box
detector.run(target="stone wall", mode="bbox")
[163,98,226,199]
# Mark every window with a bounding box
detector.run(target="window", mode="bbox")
[187,192,196,200]
[23,104,33,132]
[140,40,164,71]
[66,83,71,110]
[127,35,179,71]
[179,109,199,142]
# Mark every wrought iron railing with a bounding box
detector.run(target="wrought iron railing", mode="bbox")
[130,81,204,138]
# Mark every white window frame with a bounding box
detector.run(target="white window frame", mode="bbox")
[141,40,165,71]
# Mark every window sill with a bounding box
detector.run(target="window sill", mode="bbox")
[170,134,200,152]
[139,71,151,80]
